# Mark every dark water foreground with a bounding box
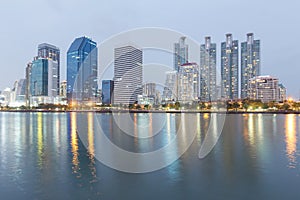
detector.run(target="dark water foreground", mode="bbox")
[0,112,299,200]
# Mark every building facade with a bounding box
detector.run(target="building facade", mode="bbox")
[38,43,60,95]
[248,75,279,102]
[102,80,114,105]
[178,63,199,103]
[113,45,143,105]
[278,83,287,102]
[174,36,188,72]
[200,36,217,101]
[60,80,67,98]
[241,33,260,99]
[162,71,178,101]
[67,37,98,102]
[221,34,239,100]
[28,57,59,106]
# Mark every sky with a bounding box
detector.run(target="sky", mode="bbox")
[0,0,299,97]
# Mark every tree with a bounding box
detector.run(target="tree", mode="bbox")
[232,102,240,111]
[242,103,249,111]
[175,101,180,110]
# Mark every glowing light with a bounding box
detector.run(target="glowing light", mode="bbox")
[37,112,43,168]
[70,112,79,174]
[285,114,297,167]
[288,97,294,102]
[87,113,95,157]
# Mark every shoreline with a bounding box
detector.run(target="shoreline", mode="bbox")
[0,109,299,114]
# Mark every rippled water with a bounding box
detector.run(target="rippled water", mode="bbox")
[0,112,299,199]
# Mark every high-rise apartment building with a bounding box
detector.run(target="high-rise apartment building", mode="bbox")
[174,36,188,72]
[113,45,143,105]
[178,63,199,103]
[162,71,178,101]
[221,34,239,100]
[67,37,98,102]
[200,36,217,101]
[241,33,260,99]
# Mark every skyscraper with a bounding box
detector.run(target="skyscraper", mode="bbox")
[174,36,188,72]
[102,80,114,105]
[25,62,32,106]
[113,45,143,105]
[221,34,239,100]
[29,57,59,98]
[38,43,60,95]
[178,63,199,103]
[162,71,178,101]
[241,33,260,99]
[67,37,98,102]
[200,37,217,101]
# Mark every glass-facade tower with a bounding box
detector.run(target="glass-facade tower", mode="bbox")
[29,58,58,97]
[102,80,114,105]
[38,43,60,95]
[67,37,98,102]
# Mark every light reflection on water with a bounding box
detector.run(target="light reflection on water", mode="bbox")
[285,114,297,168]
[0,112,300,199]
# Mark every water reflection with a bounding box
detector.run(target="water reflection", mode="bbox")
[37,112,44,168]
[70,112,80,175]
[87,113,97,181]
[285,114,297,168]
[2,112,300,199]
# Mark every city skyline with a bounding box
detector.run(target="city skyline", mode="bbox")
[0,1,300,98]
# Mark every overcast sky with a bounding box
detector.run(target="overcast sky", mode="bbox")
[0,0,299,97]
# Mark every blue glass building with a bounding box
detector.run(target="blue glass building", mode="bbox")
[67,37,98,102]
[29,57,59,98]
[30,58,49,96]
[102,80,114,105]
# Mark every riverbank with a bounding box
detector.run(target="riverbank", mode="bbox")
[1,109,300,114]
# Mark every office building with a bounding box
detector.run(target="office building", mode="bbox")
[221,34,239,100]
[102,80,114,105]
[29,57,59,96]
[113,45,143,105]
[174,36,188,72]
[38,43,60,94]
[67,37,98,102]
[241,33,260,99]
[200,36,217,101]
